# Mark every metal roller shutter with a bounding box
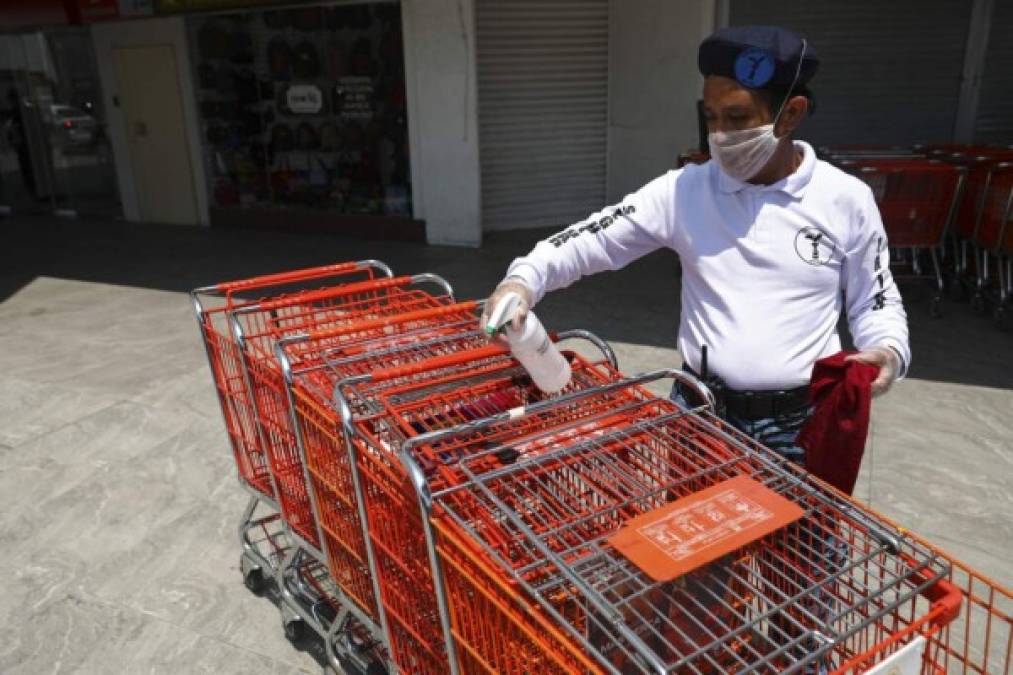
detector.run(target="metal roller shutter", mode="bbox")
[476,0,608,231]
[974,1,1013,143]
[729,0,973,146]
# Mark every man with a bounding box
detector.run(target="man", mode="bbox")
[481,25,910,464]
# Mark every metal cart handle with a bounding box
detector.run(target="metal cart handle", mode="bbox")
[398,366,714,500]
[233,272,454,315]
[272,304,483,388]
[360,328,617,383]
[331,328,621,429]
[282,296,476,346]
[229,273,457,351]
[202,259,392,296]
[190,259,393,318]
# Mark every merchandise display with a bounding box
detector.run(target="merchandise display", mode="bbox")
[188,1,411,217]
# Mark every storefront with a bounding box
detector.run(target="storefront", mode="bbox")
[0,0,479,244]
[184,1,417,236]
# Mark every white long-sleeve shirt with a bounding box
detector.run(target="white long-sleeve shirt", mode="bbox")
[507,141,910,391]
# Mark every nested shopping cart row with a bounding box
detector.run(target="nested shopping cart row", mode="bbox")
[825,144,1013,327]
[402,371,971,674]
[193,260,1011,674]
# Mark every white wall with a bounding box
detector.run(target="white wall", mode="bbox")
[91,17,209,225]
[402,0,482,247]
[606,0,715,201]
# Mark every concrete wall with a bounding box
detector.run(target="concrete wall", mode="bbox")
[606,0,715,202]
[403,0,482,247]
[91,17,209,225]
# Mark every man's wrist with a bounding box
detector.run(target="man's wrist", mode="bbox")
[503,263,543,305]
[877,343,905,377]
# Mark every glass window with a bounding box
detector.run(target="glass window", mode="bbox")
[188,1,412,219]
[0,28,120,217]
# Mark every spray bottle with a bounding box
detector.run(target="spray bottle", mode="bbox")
[483,292,572,394]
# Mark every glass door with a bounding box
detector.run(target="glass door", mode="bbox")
[0,28,120,218]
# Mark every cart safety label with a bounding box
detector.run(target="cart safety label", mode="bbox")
[607,475,804,582]
[864,636,926,675]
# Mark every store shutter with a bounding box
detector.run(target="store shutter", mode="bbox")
[974,1,1013,143]
[476,0,608,231]
[729,0,973,147]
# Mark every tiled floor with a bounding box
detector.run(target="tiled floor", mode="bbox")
[1,217,1010,673]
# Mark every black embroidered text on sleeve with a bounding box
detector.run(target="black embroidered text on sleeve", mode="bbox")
[547,204,636,248]
[872,235,886,310]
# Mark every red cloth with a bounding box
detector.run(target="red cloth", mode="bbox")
[797,351,879,495]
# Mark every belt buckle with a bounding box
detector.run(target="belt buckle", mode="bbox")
[742,390,756,419]
[770,390,783,417]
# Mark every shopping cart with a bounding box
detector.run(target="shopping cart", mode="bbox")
[225,275,462,658]
[840,159,966,317]
[229,273,456,550]
[919,143,1013,160]
[964,162,1013,329]
[407,371,966,674]
[270,302,491,671]
[321,336,621,674]
[677,151,710,167]
[190,259,393,591]
[820,145,925,163]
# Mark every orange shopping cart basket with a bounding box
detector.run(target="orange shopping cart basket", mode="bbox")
[227,273,456,549]
[325,335,622,674]
[269,302,490,671]
[190,259,392,588]
[409,370,970,674]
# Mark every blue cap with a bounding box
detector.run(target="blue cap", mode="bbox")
[699,25,819,90]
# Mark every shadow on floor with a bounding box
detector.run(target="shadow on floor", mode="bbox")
[3,214,1011,390]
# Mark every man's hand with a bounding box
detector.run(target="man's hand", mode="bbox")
[845,346,901,397]
[480,277,533,334]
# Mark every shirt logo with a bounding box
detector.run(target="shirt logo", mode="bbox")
[547,204,636,248]
[794,227,835,266]
[734,48,775,88]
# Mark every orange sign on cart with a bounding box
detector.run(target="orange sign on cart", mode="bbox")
[609,475,805,582]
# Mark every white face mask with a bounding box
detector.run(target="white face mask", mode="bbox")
[708,124,781,182]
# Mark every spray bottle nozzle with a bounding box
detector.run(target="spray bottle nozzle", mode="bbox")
[483,291,524,336]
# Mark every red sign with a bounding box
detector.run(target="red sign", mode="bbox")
[608,475,805,582]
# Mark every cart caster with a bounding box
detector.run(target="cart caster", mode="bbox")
[994,307,1012,332]
[280,604,306,643]
[971,293,987,315]
[929,296,943,319]
[240,554,266,595]
[947,277,969,302]
[283,616,306,643]
[333,628,388,675]
[366,660,388,675]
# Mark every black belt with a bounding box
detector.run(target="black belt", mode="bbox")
[682,363,811,420]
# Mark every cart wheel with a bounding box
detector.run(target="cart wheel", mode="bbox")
[929,297,943,319]
[994,307,1012,332]
[243,566,266,594]
[947,277,969,302]
[366,659,388,675]
[239,553,266,595]
[283,617,306,643]
[971,293,987,315]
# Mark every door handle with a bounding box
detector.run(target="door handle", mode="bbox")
[133,121,147,138]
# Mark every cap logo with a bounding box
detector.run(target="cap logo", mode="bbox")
[734,47,775,88]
